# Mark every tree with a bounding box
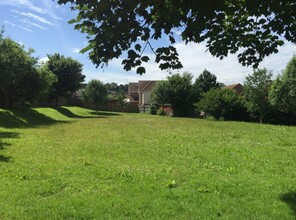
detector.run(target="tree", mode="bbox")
[151,73,194,117]
[82,80,108,110]
[18,65,57,105]
[0,37,31,107]
[0,35,55,107]
[118,84,129,93]
[167,72,194,117]
[105,82,119,92]
[193,69,220,102]
[197,88,245,120]
[151,81,171,107]
[57,0,295,73]
[243,68,272,124]
[116,90,127,112]
[269,55,296,115]
[105,82,129,93]
[46,53,85,106]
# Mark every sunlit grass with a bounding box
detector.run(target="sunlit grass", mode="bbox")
[0,106,296,219]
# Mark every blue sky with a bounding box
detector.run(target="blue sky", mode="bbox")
[0,0,295,85]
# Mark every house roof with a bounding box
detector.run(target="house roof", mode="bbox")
[224,83,243,94]
[224,83,242,89]
[138,81,152,92]
[142,81,157,92]
[128,82,138,93]
[128,80,159,93]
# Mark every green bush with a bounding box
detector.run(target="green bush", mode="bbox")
[150,104,158,115]
[157,108,166,116]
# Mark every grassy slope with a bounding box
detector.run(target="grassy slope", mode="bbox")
[0,107,296,219]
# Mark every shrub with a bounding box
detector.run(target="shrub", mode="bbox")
[157,108,166,116]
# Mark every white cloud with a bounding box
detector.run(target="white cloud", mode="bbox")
[4,21,16,27]
[82,57,171,84]
[38,57,49,64]
[0,0,46,14]
[20,19,47,30]
[88,41,296,85]
[12,10,54,26]
[72,48,81,54]
[39,0,64,21]
[2,0,64,21]
[20,26,33,32]
[180,42,296,83]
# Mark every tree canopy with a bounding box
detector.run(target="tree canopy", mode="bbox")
[82,79,108,110]
[269,55,296,114]
[46,53,85,106]
[193,69,220,101]
[0,35,56,107]
[58,0,296,73]
[151,81,171,107]
[197,88,241,120]
[243,68,272,123]
[151,73,194,116]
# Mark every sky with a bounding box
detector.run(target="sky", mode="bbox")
[0,0,295,85]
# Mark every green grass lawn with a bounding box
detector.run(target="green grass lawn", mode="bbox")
[0,106,296,219]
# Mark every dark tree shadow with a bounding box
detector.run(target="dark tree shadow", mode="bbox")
[55,107,121,118]
[0,132,20,139]
[0,155,11,162]
[90,111,121,116]
[0,131,19,162]
[54,107,90,118]
[0,108,68,129]
[281,192,296,216]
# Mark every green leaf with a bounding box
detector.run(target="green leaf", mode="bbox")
[136,67,146,75]
[80,45,92,54]
[141,56,150,62]
[135,44,141,52]
[68,19,77,24]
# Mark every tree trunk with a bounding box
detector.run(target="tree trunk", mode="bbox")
[8,90,13,108]
[55,94,59,107]
[8,97,12,108]
[260,113,263,124]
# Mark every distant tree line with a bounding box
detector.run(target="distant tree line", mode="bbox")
[151,56,296,125]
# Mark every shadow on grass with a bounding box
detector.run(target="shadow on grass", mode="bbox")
[54,107,87,118]
[0,131,19,162]
[0,155,11,162]
[281,192,296,216]
[55,107,121,118]
[0,108,68,129]
[90,111,121,117]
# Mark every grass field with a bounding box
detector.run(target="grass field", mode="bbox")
[0,106,296,219]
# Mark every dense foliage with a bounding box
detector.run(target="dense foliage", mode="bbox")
[46,53,85,106]
[269,55,296,115]
[58,0,295,73]
[151,73,195,116]
[197,88,244,120]
[82,79,108,110]
[193,69,220,102]
[243,68,272,123]
[0,35,56,107]
[105,82,128,93]
[151,81,171,107]
[115,90,127,111]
